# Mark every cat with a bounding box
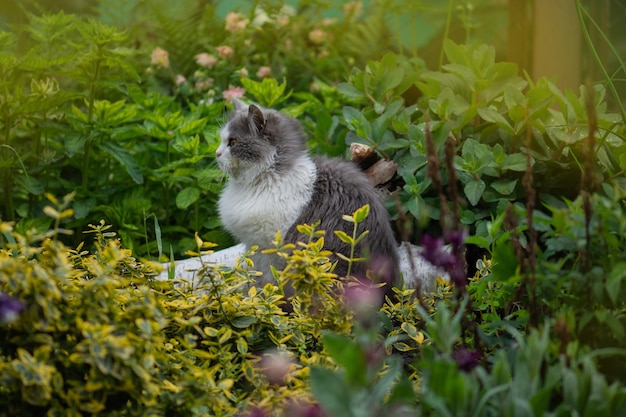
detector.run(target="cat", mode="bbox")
[216,98,400,294]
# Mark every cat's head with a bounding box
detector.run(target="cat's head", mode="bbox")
[216,98,307,179]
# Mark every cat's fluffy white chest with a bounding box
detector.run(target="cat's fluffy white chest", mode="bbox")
[218,156,317,248]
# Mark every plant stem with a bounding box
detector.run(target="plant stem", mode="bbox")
[346,221,359,278]
[576,0,626,125]
[143,211,152,260]
[194,198,200,231]
[1,111,14,221]
[83,49,102,192]
[439,0,454,70]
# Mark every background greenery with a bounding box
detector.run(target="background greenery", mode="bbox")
[1,0,626,416]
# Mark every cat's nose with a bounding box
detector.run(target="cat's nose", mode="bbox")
[216,150,222,158]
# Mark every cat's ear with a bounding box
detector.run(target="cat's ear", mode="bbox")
[248,104,266,133]
[231,97,247,112]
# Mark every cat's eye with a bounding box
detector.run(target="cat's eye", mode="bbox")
[228,138,238,147]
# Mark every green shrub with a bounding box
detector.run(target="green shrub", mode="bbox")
[2,2,626,415]
[338,40,626,241]
[2,199,626,416]
[0,203,376,415]
[0,1,513,260]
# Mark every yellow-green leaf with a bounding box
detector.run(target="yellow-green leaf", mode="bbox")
[334,230,353,245]
[353,204,370,223]
[393,342,414,352]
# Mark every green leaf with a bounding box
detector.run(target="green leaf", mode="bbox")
[310,367,354,417]
[464,179,486,206]
[334,230,354,245]
[443,63,477,86]
[464,235,491,251]
[491,179,518,195]
[504,84,526,108]
[491,240,519,282]
[240,77,290,108]
[387,373,417,406]
[73,198,96,219]
[98,141,144,184]
[343,106,368,131]
[178,117,207,136]
[15,174,43,195]
[393,342,413,352]
[337,82,364,99]
[176,187,200,209]
[443,39,468,66]
[377,67,404,99]
[477,107,512,133]
[236,338,248,354]
[371,356,403,405]
[503,153,529,172]
[606,263,626,305]
[232,315,258,329]
[353,204,370,223]
[64,132,88,156]
[321,331,366,385]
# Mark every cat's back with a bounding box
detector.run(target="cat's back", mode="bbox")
[312,156,374,194]
[309,156,389,216]
[286,155,399,284]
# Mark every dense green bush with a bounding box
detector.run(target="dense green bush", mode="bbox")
[338,42,625,238]
[2,0,626,415]
[0,1,514,259]
[0,202,449,415]
[2,198,626,416]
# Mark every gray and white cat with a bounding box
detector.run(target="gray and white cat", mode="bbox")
[216,98,399,291]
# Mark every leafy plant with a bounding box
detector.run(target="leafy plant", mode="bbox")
[337,39,625,247]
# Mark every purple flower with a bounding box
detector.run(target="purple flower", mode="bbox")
[284,401,327,417]
[420,235,456,269]
[245,407,268,417]
[0,292,25,324]
[452,348,480,372]
[449,265,468,288]
[300,404,326,417]
[445,229,466,248]
[420,233,468,289]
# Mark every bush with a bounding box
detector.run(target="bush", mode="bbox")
[0,1,514,260]
[2,198,626,416]
[2,1,626,415]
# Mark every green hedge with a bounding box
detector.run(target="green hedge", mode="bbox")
[1,1,626,415]
[2,202,626,415]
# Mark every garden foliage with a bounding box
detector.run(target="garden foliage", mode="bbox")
[1,0,626,416]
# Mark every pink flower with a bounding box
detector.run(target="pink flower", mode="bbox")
[222,85,246,103]
[257,349,294,385]
[174,74,186,85]
[344,1,363,18]
[309,81,321,93]
[225,12,249,33]
[244,408,268,417]
[238,67,249,77]
[151,47,169,69]
[216,45,234,59]
[195,52,217,68]
[194,78,213,91]
[308,29,327,44]
[256,66,272,79]
[343,279,383,323]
